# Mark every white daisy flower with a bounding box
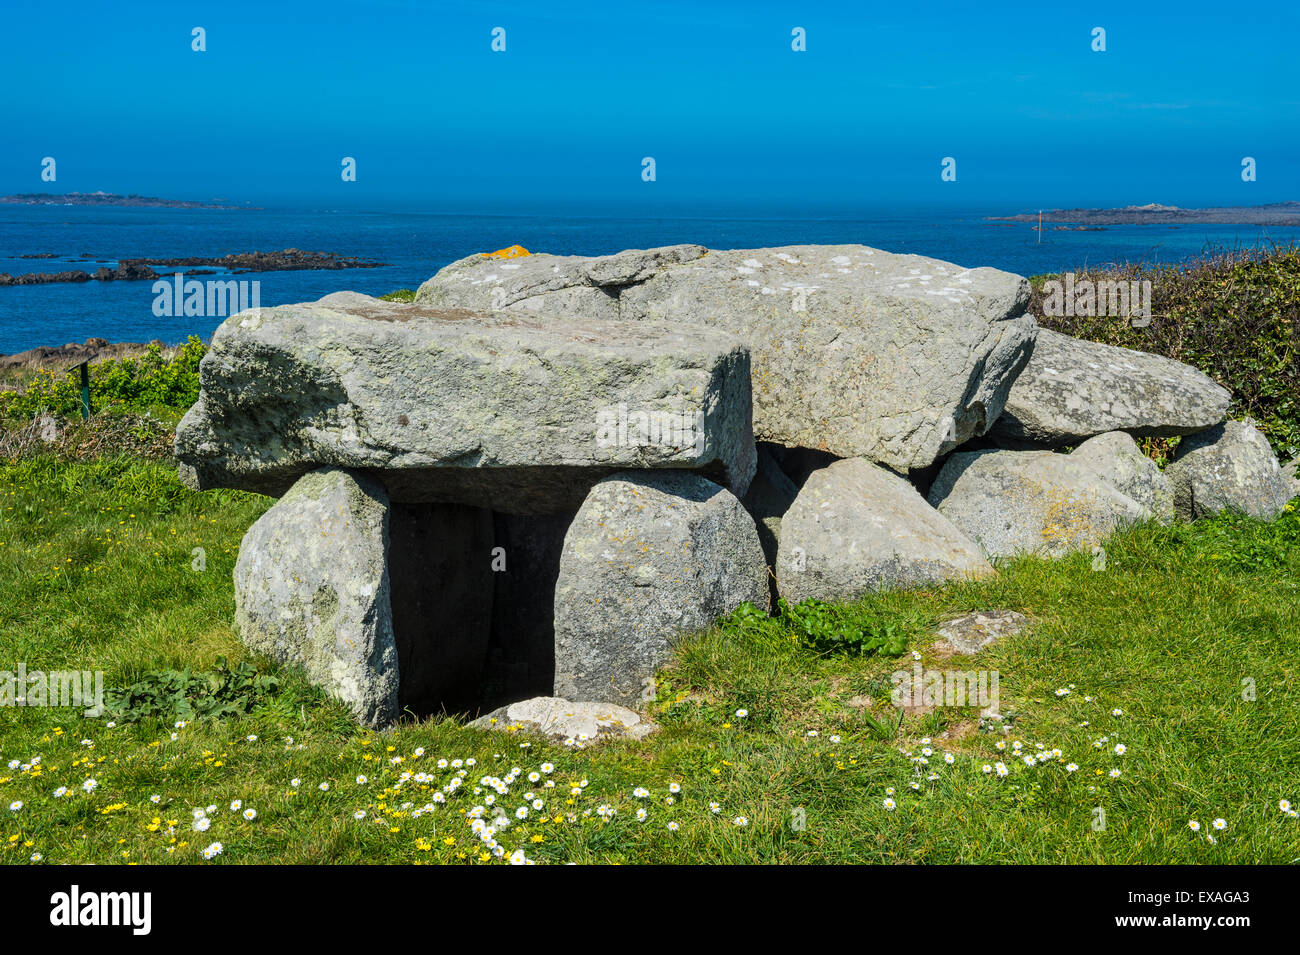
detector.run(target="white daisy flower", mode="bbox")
[202,841,223,860]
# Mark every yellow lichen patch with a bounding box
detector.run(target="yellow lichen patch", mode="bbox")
[482,245,530,259]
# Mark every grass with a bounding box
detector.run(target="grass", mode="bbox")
[1,455,1297,864]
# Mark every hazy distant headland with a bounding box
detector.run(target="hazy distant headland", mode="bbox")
[989,202,1300,227]
[0,191,250,210]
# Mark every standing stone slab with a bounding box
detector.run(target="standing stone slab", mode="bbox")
[1068,431,1175,523]
[777,458,993,603]
[233,468,397,726]
[928,449,1151,559]
[1165,419,1294,520]
[553,471,768,706]
[175,295,755,512]
[417,244,1036,471]
[991,329,1231,447]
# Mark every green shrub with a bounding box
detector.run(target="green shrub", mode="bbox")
[1032,245,1300,460]
[0,336,205,422]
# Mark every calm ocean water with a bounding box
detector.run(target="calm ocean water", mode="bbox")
[1,203,1296,355]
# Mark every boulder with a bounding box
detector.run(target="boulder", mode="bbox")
[233,468,398,726]
[928,449,1151,559]
[553,471,768,706]
[1068,431,1175,523]
[991,328,1230,447]
[469,696,657,746]
[1285,458,1300,499]
[1164,419,1294,520]
[776,457,993,603]
[175,294,755,512]
[416,244,1036,471]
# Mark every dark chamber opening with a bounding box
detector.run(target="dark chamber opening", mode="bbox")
[386,503,571,720]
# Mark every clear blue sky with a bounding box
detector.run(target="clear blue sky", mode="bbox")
[1,0,1296,211]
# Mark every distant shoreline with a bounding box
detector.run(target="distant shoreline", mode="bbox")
[0,192,252,210]
[989,202,1300,227]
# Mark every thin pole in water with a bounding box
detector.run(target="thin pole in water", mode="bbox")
[1037,209,1042,244]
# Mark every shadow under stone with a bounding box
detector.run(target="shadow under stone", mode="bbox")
[386,502,572,720]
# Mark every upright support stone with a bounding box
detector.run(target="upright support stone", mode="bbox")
[553,471,768,707]
[233,467,397,727]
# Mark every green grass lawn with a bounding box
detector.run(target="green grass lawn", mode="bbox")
[1,455,1297,864]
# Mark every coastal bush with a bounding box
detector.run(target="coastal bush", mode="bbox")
[0,336,204,422]
[1032,245,1300,460]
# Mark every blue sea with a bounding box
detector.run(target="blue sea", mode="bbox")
[2,202,1297,355]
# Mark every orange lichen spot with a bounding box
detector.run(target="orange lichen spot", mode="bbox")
[482,245,530,259]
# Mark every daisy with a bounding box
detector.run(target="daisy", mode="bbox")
[354,810,367,820]
[636,807,648,821]
[1113,744,1127,755]
[944,753,955,765]
[667,821,679,831]
[709,802,721,814]
[1212,818,1227,831]
[290,778,301,788]
[733,816,749,827]
[245,734,258,742]
[540,763,554,774]
[53,786,68,798]
[1188,820,1201,832]
[81,778,98,793]
[995,763,1009,777]
[633,787,649,798]
[243,809,257,821]
[1066,763,1079,772]
[318,782,330,792]
[1109,769,1122,779]
[883,798,896,810]
[230,800,242,811]
[981,765,992,774]
[356,775,367,785]
[1280,800,1293,813]
[1112,708,1123,717]
[193,817,211,832]
[735,709,748,718]
[669,783,681,794]
[7,801,22,812]
[202,842,223,860]
[150,794,161,804]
